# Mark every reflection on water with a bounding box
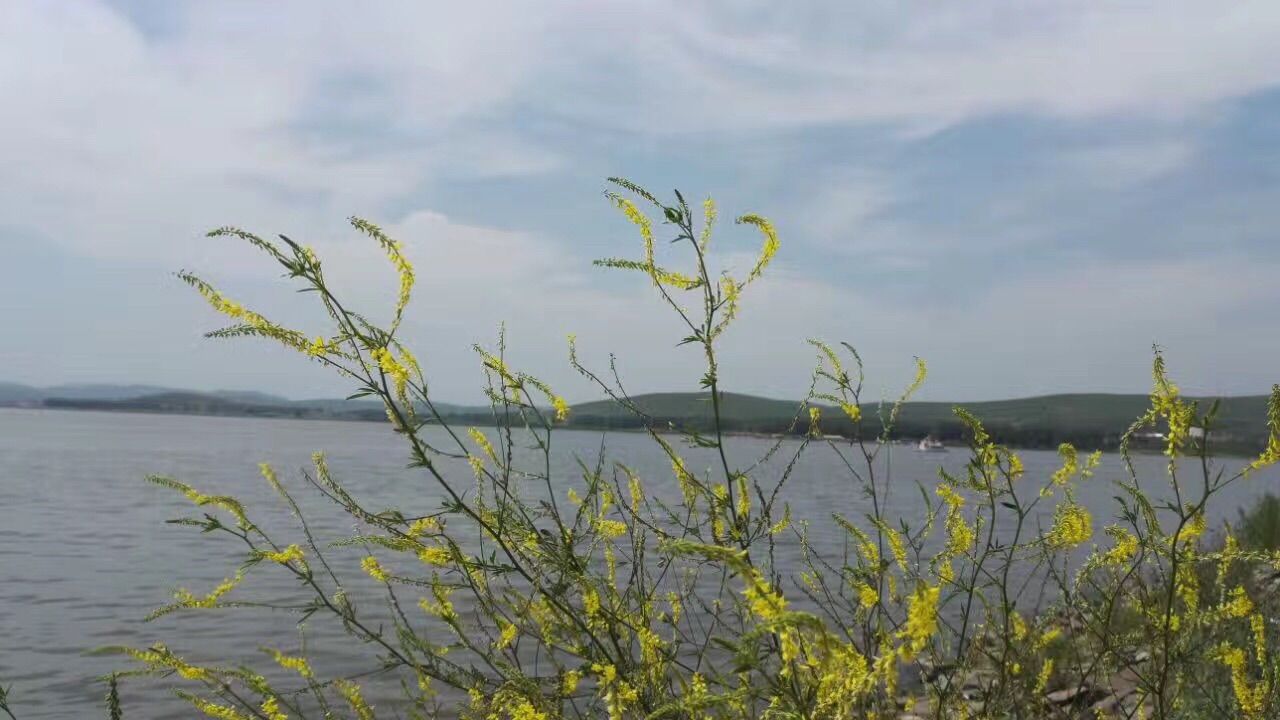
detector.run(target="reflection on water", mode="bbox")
[1,407,1274,718]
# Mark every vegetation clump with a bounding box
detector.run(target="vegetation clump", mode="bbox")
[9,180,1280,719]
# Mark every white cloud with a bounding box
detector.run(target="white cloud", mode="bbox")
[548,1,1280,133]
[3,0,1279,400]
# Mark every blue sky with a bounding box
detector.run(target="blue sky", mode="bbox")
[2,1,1279,403]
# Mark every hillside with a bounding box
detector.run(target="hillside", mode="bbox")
[566,391,1274,453]
[571,392,807,427]
[8,382,1273,454]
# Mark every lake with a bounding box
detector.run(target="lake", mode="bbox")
[1,407,1275,718]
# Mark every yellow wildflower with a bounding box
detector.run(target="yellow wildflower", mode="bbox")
[174,570,244,609]
[496,621,518,650]
[700,197,716,250]
[742,568,788,620]
[406,516,440,537]
[551,395,570,422]
[261,544,304,565]
[468,427,498,463]
[592,662,618,685]
[596,518,628,539]
[855,581,878,609]
[873,519,910,571]
[628,472,644,508]
[583,589,601,622]
[509,699,547,720]
[335,679,375,720]
[814,642,874,713]
[418,546,451,567]
[266,648,313,679]
[561,669,582,695]
[840,401,862,423]
[260,696,288,720]
[738,213,779,282]
[1221,586,1255,619]
[769,505,792,536]
[899,583,941,659]
[1101,526,1139,566]
[1050,444,1079,486]
[1046,502,1092,548]
[187,698,252,720]
[306,336,328,357]
[1246,385,1280,474]
[1215,644,1267,718]
[361,556,390,583]
[417,579,457,622]
[349,216,414,333]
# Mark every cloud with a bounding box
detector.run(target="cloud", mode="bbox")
[552,1,1280,133]
[3,1,1279,401]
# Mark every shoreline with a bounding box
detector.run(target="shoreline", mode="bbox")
[4,404,1265,458]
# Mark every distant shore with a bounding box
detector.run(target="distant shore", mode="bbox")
[8,398,1269,457]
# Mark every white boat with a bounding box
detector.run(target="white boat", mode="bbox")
[916,436,947,452]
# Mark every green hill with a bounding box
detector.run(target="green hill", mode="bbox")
[566,391,1274,453]
[571,392,806,427]
[17,382,1273,454]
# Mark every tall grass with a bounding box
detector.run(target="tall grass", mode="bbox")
[10,180,1279,719]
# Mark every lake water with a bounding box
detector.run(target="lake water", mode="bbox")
[2,407,1276,718]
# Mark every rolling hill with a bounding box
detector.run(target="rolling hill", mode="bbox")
[5,382,1273,454]
[566,391,1274,453]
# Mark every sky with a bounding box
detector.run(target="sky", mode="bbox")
[2,1,1279,404]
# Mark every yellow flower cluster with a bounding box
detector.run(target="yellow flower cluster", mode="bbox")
[266,648,313,679]
[596,518,628,539]
[1220,586,1255,619]
[873,519,910,571]
[700,197,717,250]
[370,346,411,400]
[561,669,582,695]
[1246,385,1280,474]
[187,698,251,720]
[898,583,941,659]
[261,544,304,565]
[349,216,414,332]
[419,579,456,622]
[174,570,245,610]
[738,213,779,282]
[468,427,498,464]
[813,642,874,715]
[937,484,975,582]
[1149,353,1197,459]
[259,696,287,720]
[361,556,390,583]
[306,336,329,358]
[406,516,440,537]
[182,273,308,354]
[1046,502,1092,548]
[335,679,376,720]
[551,395,570,422]
[123,645,210,682]
[1099,526,1139,566]
[508,699,547,720]
[592,662,638,720]
[1215,644,1268,718]
[807,406,822,436]
[496,621,519,650]
[418,545,451,566]
[742,568,788,621]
